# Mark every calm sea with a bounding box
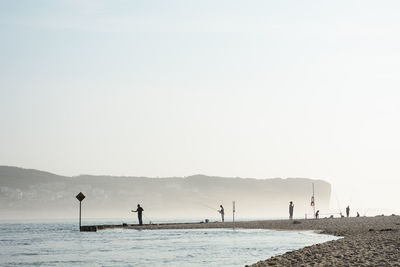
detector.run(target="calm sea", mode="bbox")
[0,220,339,267]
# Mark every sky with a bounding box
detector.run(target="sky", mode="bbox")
[1,0,400,214]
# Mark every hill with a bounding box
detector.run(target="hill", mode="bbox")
[0,166,331,220]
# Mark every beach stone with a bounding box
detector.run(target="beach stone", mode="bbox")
[243,216,400,267]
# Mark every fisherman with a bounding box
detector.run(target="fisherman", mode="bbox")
[357,212,360,217]
[346,206,350,218]
[131,204,144,225]
[218,205,225,222]
[315,210,320,219]
[289,201,294,220]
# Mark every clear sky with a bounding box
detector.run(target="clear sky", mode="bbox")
[1,0,400,214]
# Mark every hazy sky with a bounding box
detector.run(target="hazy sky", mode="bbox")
[1,0,400,213]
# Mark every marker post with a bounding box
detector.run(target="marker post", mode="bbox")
[76,192,86,231]
[232,201,236,230]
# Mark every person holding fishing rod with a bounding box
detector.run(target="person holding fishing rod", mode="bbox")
[218,205,225,222]
[131,204,144,225]
[196,202,225,222]
[346,205,350,218]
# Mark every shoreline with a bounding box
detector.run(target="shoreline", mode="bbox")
[243,216,400,266]
[83,215,400,266]
[84,215,400,266]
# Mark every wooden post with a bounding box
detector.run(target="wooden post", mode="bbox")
[312,183,316,218]
[79,201,82,230]
[232,201,236,230]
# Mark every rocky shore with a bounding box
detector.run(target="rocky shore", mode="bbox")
[244,216,400,267]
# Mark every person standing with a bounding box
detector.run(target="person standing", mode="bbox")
[219,205,225,222]
[346,206,350,218]
[315,210,320,219]
[289,201,294,220]
[132,204,144,225]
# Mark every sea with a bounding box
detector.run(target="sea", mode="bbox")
[0,219,340,267]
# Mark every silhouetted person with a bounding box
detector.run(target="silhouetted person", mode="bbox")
[357,212,360,217]
[132,204,144,225]
[219,205,225,222]
[315,210,320,219]
[346,206,350,218]
[289,201,294,220]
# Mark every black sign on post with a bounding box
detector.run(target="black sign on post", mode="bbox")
[76,192,85,202]
[76,192,86,231]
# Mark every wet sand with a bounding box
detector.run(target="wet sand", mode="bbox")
[126,215,400,266]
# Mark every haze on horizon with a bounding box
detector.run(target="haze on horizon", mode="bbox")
[1,1,400,215]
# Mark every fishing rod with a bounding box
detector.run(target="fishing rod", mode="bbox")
[363,209,369,216]
[195,202,220,212]
[130,209,154,224]
[335,193,342,215]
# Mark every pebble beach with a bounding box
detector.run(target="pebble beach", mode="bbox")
[245,216,400,266]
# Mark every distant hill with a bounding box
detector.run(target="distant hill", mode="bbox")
[0,166,331,220]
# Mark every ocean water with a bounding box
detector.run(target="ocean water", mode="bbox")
[0,220,340,267]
